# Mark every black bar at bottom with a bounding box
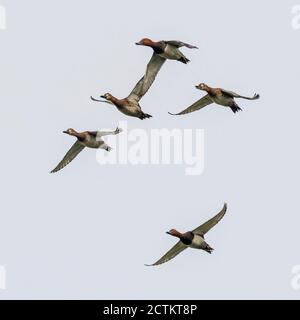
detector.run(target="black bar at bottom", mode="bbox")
[0,300,298,319]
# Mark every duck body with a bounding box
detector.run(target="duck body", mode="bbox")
[169,83,260,116]
[113,96,150,119]
[207,88,235,108]
[91,94,150,120]
[136,38,198,64]
[156,41,188,63]
[189,233,206,249]
[173,231,213,253]
[51,127,122,173]
[67,130,106,149]
[81,132,105,149]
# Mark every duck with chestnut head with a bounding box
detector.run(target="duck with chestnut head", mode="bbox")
[136,38,198,64]
[50,127,122,173]
[146,203,227,266]
[169,83,260,115]
[91,50,168,119]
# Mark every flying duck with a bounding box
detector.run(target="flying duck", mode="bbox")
[169,83,260,115]
[146,203,227,266]
[91,53,166,120]
[50,127,122,173]
[136,38,198,64]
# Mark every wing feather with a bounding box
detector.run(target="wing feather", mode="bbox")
[51,141,85,173]
[221,89,260,100]
[168,95,212,115]
[128,54,166,102]
[145,241,187,266]
[192,203,227,236]
[165,40,198,49]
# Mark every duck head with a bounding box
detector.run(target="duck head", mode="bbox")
[195,83,209,92]
[166,229,183,238]
[63,128,77,136]
[100,93,113,101]
[135,38,155,47]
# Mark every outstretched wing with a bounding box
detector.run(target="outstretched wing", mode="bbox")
[145,241,187,266]
[165,40,198,49]
[192,203,227,236]
[128,53,166,102]
[90,96,113,104]
[221,89,260,100]
[168,95,212,115]
[50,141,85,173]
[94,128,122,139]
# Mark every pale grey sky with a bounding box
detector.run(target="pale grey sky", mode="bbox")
[0,0,300,299]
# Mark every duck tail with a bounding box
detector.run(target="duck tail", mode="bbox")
[230,103,242,113]
[140,112,152,120]
[204,244,214,254]
[251,93,260,100]
[178,56,190,64]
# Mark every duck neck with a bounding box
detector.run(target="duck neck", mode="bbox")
[109,95,121,106]
[205,86,214,95]
[206,87,218,97]
[71,131,85,140]
[171,230,192,245]
[151,41,165,53]
[143,40,156,48]
[142,40,163,53]
[171,230,184,239]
